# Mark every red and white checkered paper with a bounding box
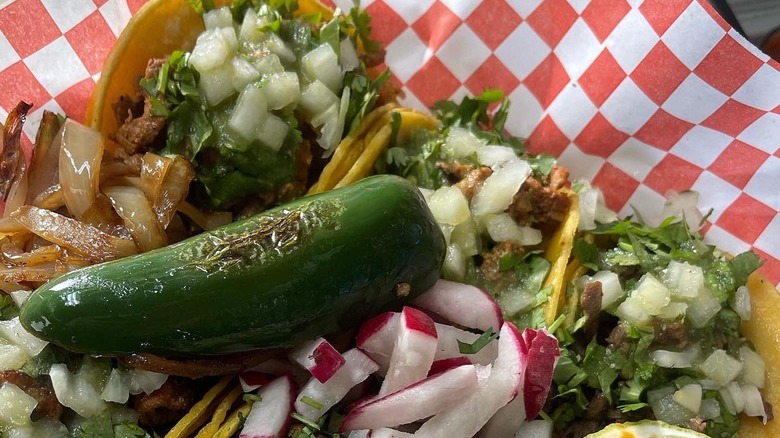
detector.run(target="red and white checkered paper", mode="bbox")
[1,0,779,285]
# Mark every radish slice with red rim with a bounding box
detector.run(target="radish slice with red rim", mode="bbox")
[340,364,478,432]
[411,279,503,332]
[289,337,346,383]
[239,370,274,393]
[239,374,296,438]
[295,348,379,421]
[521,328,559,419]
[379,307,437,397]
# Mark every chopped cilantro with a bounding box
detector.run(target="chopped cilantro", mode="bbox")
[457,327,499,355]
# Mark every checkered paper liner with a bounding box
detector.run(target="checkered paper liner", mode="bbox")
[1,0,779,285]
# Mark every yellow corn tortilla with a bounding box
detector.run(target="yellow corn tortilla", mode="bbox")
[542,188,580,327]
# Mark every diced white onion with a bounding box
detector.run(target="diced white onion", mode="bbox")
[576,181,618,231]
[267,33,296,64]
[699,398,721,420]
[686,287,721,329]
[231,57,260,92]
[476,145,518,169]
[263,72,300,110]
[739,346,766,388]
[203,6,233,30]
[630,274,671,316]
[0,318,48,357]
[340,38,360,72]
[471,160,532,217]
[656,301,688,320]
[0,344,28,371]
[615,296,651,326]
[484,213,541,245]
[300,80,339,117]
[100,368,130,404]
[8,290,30,307]
[428,186,471,226]
[311,102,338,129]
[497,287,535,317]
[218,26,238,52]
[662,190,703,231]
[0,383,37,427]
[663,260,704,300]
[239,8,264,43]
[189,29,232,73]
[719,381,744,415]
[198,61,235,106]
[651,346,700,369]
[127,369,167,395]
[673,384,702,414]
[252,53,284,76]
[228,84,268,141]
[654,395,694,426]
[255,113,289,152]
[49,363,107,418]
[443,244,465,281]
[701,349,742,387]
[418,188,434,203]
[318,87,350,155]
[302,43,343,93]
[450,219,479,257]
[443,127,483,159]
[734,285,751,321]
[741,383,768,423]
[590,271,623,309]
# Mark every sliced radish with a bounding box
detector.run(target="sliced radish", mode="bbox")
[478,393,526,438]
[412,323,527,438]
[357,312,496,374]
[411,279,503,332]
[379,307,438,397]
[239,375,296,438]
[239,370,274,393]
[341,365,478,432]
[521,328,559,419]
[370,429,414,437]
[429,357,472,376]
[295,349,379,421]
[288,337,346,383]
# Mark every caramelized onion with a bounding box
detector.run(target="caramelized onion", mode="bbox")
[10,205,137,262]
[141,154,195,228]
[120,350,280,379]
[0,102,31,202]
[104,185,167,252]
[26,111,63,205]
[59,119,104,221]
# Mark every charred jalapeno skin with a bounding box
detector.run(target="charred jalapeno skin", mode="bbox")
[20,175,445,357]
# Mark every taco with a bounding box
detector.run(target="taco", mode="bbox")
[540,192,779,438]
[86,0,401,215]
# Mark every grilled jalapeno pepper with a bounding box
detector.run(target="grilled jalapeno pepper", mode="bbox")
[20,175,445,356]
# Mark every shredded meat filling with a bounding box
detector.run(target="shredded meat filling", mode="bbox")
[132,377,197,428]
[580,281,603,338]
[113,58,168,155]
[508,165,570,227]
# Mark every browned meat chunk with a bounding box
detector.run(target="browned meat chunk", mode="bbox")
[0,370,62,420]
[653,320,689,349]
[481,241,525,289]
[454,166,493,200]
[132,377,197,428]
[606,323,631,354]
[113,58,168,155]
[508,165,570,227]
[580,280,603,338]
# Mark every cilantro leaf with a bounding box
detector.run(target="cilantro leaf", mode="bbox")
[457,327,499,355]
